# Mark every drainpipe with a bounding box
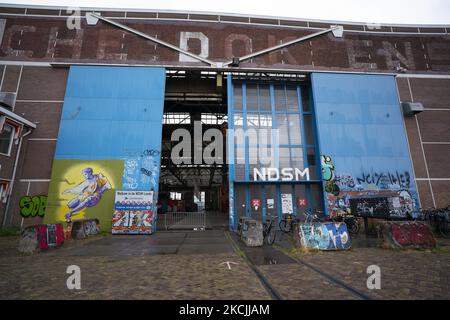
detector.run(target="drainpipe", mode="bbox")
[2,129,32,227]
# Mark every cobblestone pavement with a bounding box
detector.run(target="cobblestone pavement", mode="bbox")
[1,231,449,300]
[290,242,450,300]
[0,232,271,300]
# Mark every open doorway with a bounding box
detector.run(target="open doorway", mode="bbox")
[157,70,229,230]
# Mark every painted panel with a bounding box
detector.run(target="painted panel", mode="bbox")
[311,73,419,219]
[112,190,154,234]
[296,222,351,250]
[43,66,166,232]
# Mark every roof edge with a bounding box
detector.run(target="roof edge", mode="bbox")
[0,3,449,28]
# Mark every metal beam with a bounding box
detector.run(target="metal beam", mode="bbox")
[86,12,217,67]
[222,26,343,67]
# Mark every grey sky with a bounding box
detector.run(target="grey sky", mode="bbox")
[2,0,450,25]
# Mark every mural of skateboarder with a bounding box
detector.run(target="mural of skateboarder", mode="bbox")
[62,168,112,220]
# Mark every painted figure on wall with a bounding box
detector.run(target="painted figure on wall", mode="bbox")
[62,167,112,220]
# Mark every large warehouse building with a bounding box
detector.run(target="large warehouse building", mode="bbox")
[0,4,449,232]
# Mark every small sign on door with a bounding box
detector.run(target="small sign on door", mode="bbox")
[251,199,261,210]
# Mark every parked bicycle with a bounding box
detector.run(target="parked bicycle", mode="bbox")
[279,209,325,233]
[331,214,360,235]
[279,213,298,233]
[419,206,450,238]
[263,216,277,245]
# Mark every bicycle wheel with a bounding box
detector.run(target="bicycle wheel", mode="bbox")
[438,221,450,238]
[266,227,276,245]
[347,222,359,235]
[279,219,291,233]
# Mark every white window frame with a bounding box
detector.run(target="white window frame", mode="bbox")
[0,123,15,157]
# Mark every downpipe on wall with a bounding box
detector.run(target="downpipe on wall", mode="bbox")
[2,129,32,227]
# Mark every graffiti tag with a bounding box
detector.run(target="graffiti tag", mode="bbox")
[356,170,411,189]
[19,195,47,218]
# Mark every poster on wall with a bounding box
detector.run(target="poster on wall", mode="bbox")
[112,190,155,234]
[281,194,293,214]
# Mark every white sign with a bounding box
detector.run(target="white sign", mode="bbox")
[253,167,310,182]
[267,199,274,209]
[281,193,293,214]
[115,190,153,203]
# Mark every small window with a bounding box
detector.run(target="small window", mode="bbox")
[163,113,191,124]
[0,124,14,156]
[170,192,182,200]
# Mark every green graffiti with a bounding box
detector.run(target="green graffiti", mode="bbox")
[19,195,47,218]
[321,155,340,196]
[321,155,335,181]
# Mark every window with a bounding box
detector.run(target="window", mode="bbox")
[201,114,227,125]
[0,124,14,156]
[170,192,182,200]
[163,113,191,124]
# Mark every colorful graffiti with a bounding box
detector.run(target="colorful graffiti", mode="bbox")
[70,219,100,239]
[321,155,418,219]
[112,190,154,234]
[321,155,334,181]
[112,211,154,234]
[321,155,340,196]
[19,195,47,218]
[381,221,436,248]
[43,160,123,231]
[18,223,65,253]
[62,168,112,220]
[296,222,351,250]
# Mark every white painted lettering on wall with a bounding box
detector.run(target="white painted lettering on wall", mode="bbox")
[0,21,448,71]
[179,32,209,62]
[253,167,310,181]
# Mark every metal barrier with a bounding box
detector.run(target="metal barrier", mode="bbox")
[158,211,206,230]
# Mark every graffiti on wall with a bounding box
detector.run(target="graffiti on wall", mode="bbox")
[123,149,161,191]
[112,190,154,234]
[350,197,390,218]
[296,222,351,250]
[355,170,411,189]
[321,155,418,218]
[71,218,100,239]
[321,155,340,196]
[19,195,47,218]
[381,221,436,248]
[43,160,123,231]
[18,223,65,253]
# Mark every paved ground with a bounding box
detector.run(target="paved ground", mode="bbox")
[0,231,270,300]
[0,229,449,300]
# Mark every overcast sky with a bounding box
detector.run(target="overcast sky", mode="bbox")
[2,0,450,25]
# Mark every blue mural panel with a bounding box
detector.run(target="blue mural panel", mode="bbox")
[297,222,351,250]
[55,66,165,192]
[311,73,419,219]
[44,66,165,232]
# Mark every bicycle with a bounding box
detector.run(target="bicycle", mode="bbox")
[332,214,360,234]
[279,213,298,233]
[419,207,450,238]
[304,209,325,223]
[263,216,276,245]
